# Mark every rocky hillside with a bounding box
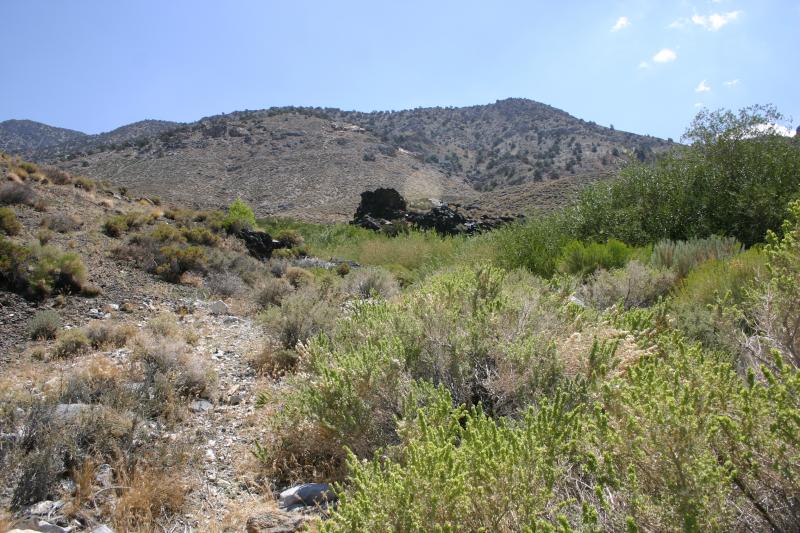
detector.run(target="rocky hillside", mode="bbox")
[330,98,674,191]
[55,111,475,222]
[2,99,674,220]
[0,120,86,157]
[0,119,181,161]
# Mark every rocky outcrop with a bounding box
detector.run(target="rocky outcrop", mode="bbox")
[236,229,279,260]
[354,188,407,221]
[353,188,521,235]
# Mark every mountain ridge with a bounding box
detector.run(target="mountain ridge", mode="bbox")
[1,99,675,220]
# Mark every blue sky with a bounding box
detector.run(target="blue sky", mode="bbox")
[1,0,797,139]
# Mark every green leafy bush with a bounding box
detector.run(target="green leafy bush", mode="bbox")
[573,106,800,247]
[558,238,634,277]
[0,207,21,235]
[222,198,256,233]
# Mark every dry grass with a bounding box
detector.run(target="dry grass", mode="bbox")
[41,212,83,233]
[112,465,189,532]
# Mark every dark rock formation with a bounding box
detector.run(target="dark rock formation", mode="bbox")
[237,229,279,260]
[354,188,407,221]
[353,188,521,235]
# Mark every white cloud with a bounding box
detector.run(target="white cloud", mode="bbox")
[753,123,795,137]
[652,48,677,63]
[638,61,650,69]
[723,79,740,87]
[694,103,706,108]
[611,16,631,32]
[692,11,742,31]
[668,18,688,29]
[695,80,711,93]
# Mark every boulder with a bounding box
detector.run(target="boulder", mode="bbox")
[354,188,407,221]
[278,483,336,511]
[237,229,276,260]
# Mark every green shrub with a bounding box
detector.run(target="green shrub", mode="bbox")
[652,235,743,278]
[153,245,207,282]
[27,246,87,298]
[53,328,91,358]
[182,226,219,246]
[0,239,88,299]
[27,310,62,340]
[72,175,96,191]
[147,223,185,243]
[103,212,152,238]
[670,248,765,350]
[743,200,800,367]
[325,389,593,532]
[573,105,800,247]
[275,229,304,247]
[0,236,31,293]
[558,238,633,277]
[468,214,572,277]
[0,207,21,235]
[222,198,256,233]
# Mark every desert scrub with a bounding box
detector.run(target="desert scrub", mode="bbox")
[342,267,399,299]
[324,389,595,532]
[260,266,572,476]
[102,211,153,237]
[153,244,207,281]
[0,238,88,299]
[0,207,21,235]
[260,283,340,349]
[134,336,217,404]
[0,182,37,206]
[85,321,137,349]
[255,276,293,308]
[41,212,83,233]
[181,225,219,246]
[53,328,91,358]
[579,260,675,310]
[27,309,62,340]
[651,235,743,278]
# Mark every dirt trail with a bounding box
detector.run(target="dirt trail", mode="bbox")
[175,299,269,529]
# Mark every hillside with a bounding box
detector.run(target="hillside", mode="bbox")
[330,98,673,190]
[0,119,181,161]
[1,99,673,221]
[0,120,86,156]
[56,111,476,222]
